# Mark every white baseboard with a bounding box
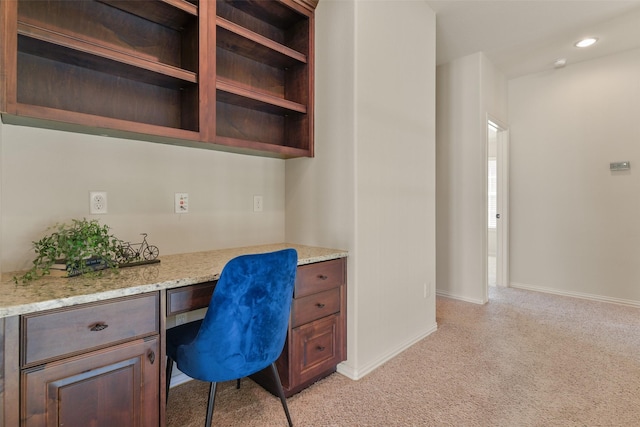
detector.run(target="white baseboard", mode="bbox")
[435,290,486,305]
[337,323,438,381]
[510,282,640,308]
[168,365,193,389]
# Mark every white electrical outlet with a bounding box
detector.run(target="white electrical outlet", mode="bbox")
[89,191,107,214]
[175,193,189,214]
[253,195,263,212]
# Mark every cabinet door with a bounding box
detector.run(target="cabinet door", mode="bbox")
[291,313,342,386]
[22,337,159,427]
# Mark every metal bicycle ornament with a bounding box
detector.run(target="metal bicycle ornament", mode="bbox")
[117,233,159,264]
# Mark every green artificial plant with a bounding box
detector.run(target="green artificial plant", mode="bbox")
[15,218,122,284]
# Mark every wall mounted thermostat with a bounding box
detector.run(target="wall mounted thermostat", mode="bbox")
[610,161,630,171]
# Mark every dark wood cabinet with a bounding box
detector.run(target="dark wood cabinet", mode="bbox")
[19,293,161,427]
[0,0,317,158]
[253,257,347,396]
[22,338,159,427]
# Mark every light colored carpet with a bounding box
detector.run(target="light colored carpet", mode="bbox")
[166,287,640,426]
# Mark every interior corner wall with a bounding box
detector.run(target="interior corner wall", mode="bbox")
[285,0,357,374]
[286,0,437,380]
[508,48,640,304]
[436,52,507,304]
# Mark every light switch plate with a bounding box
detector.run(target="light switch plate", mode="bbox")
[175,193,189,213]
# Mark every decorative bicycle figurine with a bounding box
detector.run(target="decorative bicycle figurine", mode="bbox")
[117,233,159,263]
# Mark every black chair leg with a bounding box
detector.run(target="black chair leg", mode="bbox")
[166,357,174,403]
[269,362,293,427]
[205,382,218,427]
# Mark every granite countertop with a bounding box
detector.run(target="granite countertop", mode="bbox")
[0,243,347,318]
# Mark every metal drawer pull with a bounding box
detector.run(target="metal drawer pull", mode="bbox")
[89,323,108,332]
[316,346,326,351]
[148,351,156,364]
[316,303,326,308]
[317,274,328,280]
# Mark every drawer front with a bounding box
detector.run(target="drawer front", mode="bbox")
[291,287,340,328]
[167,281,216,316]
[21,293,159,367]
[295,258,345,298]
[291,314,343,385]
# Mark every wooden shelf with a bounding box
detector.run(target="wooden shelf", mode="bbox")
[216,77,306,115]
[215,135,311,159]
[11,103,201,140]
[97,0,198,30]
[18,22,197,89]
[219,0,310,41]
[216,18,306,68]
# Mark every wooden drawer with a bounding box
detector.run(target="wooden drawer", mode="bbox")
[291,287,340,328]
[291,313,342,385]
[295,258,345,298]
[166,281,216,316]
[21,293,159,367]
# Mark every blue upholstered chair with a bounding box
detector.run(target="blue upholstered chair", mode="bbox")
[166,249,298,427]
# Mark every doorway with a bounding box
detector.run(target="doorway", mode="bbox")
[487,118,509,291]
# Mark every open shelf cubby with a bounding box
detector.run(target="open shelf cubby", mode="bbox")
[14,0,200,132]
[215,0,313,155]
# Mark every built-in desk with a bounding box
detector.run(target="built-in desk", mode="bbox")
[0,243,347,427]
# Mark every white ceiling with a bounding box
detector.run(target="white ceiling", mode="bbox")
[425,0,640,79]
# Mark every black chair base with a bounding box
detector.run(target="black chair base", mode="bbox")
[166,359,293,427]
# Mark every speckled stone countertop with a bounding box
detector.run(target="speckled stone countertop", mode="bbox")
[0,243,347,318]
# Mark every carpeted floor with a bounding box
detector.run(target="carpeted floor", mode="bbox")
[166,287,640,426]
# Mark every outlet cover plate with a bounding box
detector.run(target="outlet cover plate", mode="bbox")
[90,191,107,214]
[253,195,263,212]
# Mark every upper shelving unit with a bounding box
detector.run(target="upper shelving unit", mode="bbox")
[0,0,317,158]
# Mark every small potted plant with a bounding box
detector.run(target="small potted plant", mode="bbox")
[15,218,122,283]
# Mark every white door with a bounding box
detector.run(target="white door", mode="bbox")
[487,119,509,291]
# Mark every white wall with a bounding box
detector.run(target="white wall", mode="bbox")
[0,122,286,272]
[287,0,437,379]
[436,52,507,304]
[509,48,640,304]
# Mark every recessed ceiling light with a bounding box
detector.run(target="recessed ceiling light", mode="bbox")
[575,38,598,48]
[553,58,567,68]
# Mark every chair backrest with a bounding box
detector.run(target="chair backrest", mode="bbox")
[176,248,298,382]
